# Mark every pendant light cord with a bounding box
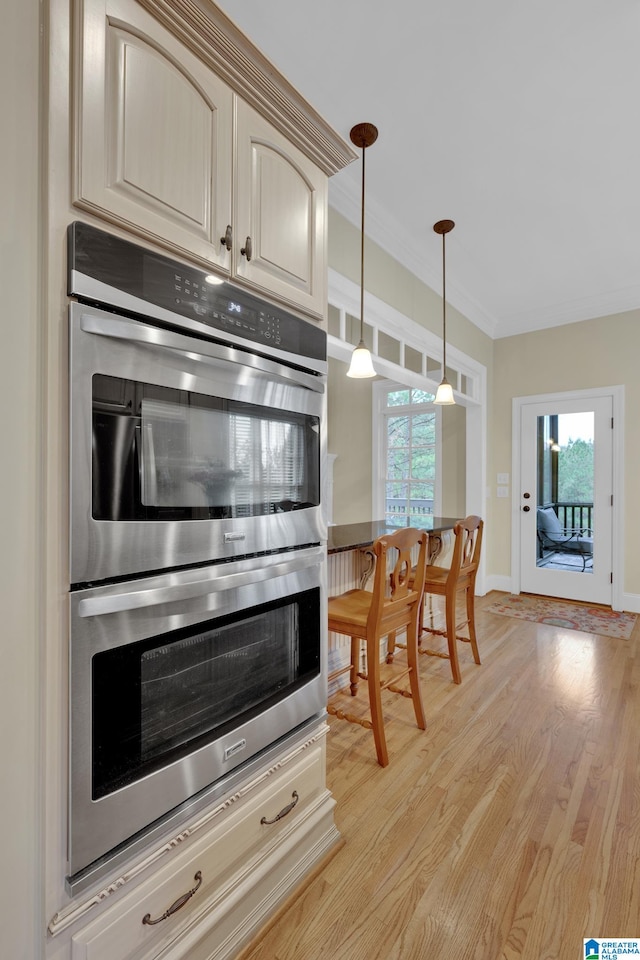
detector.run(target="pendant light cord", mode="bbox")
[359,141,366,343]
[441,229,447,376]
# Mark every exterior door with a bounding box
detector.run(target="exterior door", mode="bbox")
[518,395,613,604]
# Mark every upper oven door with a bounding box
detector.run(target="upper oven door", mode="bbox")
[69,302,326,585]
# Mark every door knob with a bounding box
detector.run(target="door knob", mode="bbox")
[523,492,531,499]
[522,505,530,512]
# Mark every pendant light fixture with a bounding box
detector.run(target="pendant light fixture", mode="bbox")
[346,122,378,378]
[433,219,456,405]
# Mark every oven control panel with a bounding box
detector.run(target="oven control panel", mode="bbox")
[170,267,282,346]
[67,221,326,367]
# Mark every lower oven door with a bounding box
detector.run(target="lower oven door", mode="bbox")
[68,545,326,883]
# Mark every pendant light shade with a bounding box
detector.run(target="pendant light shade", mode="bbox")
[433,219,456,405]
[347,340,377,378]
[434,378,455,405]
[346,122,378,379]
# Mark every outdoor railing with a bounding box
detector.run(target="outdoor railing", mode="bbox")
[542,501,593,531]
[385,498,434,521]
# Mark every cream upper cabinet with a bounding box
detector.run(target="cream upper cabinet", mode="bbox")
[74,0,336,318]
[233,103,327,318]
[74,0,233,271]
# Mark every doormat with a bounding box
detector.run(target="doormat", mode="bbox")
[487,594,636,639]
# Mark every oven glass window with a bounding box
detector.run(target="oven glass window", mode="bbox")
[92,375,320,520]
[91,588,320,800]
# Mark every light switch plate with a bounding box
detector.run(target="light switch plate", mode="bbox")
[497,486,510,498]
[497,473,509,485]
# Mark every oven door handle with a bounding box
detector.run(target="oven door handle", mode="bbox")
[79,313,325,394]
[76,549,324,618]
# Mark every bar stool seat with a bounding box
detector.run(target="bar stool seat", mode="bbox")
[327,527,428,767]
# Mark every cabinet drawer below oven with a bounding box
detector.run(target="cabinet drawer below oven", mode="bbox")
[70,732,332,960]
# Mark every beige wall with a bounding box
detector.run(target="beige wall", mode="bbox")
[491,310,640,596]
[441,403,467,517]
[327,357,374,524]
[1,0,43,956]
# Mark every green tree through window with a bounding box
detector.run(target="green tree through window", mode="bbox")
[384,388,436,525]
[558,437,594,503]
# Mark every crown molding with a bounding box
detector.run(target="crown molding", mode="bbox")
[493,287,640,338]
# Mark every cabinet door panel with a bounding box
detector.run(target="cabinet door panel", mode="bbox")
[111,34,212,227]
[255,148,312,284]
[235,105,327,319]
[75,0,232,269]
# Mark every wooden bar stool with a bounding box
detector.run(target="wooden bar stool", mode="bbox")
[416,515,483,684]
[327,528,428,767]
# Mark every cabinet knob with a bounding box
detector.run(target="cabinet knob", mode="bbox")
[220,225,232,251]
[522,505,530,512]
[241,236,253,262]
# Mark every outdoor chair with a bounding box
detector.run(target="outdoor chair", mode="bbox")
[536,506,593,571]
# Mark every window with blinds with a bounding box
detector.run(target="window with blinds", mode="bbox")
[229,415,308,515]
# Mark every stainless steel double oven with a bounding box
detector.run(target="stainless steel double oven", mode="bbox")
[67,222,327,892]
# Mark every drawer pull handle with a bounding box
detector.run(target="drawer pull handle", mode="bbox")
[142,871,202,926]
[260,790,299,825]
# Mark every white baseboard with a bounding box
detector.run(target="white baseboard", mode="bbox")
[484,574,513,595]
[621,593,640,614]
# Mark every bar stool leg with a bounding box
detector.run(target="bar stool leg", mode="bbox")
[366,632,389,767]
[349,636,360,695]
[465,585,481,665]
[445,591,462,684]
[406,619,426,730]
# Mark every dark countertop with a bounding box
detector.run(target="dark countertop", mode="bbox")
[327,517,460,554]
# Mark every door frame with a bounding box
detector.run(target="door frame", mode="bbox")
[511,385,625,610]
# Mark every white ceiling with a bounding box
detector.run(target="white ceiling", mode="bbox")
[214,0,640,339]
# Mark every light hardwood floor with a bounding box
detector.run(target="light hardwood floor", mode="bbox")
[241,591,640,960]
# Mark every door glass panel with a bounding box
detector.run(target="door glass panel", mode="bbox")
[536,412,594,574]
